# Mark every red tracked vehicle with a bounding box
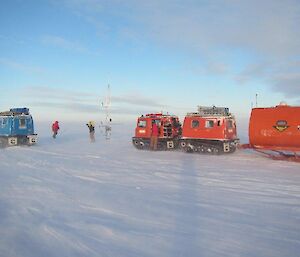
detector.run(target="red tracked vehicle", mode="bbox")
[132,113,182,150]
[180,106,239,154]
[241,102,300,162]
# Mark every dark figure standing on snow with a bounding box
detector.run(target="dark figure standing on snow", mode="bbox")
[86,121,95,142]
[52,121,60,139]
[150,122,159,150]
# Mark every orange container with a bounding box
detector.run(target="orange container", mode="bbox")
[249,104,300,151]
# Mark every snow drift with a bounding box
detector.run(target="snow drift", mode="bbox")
[0,122,299,257]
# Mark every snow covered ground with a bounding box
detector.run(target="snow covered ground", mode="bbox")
[0,123,300,257]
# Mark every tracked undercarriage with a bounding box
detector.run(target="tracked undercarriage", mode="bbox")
[180,139,238,154]
[132,137,180,150]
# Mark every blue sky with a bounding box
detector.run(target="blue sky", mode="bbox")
[1,0,300,122]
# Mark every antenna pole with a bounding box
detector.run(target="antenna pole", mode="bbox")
[105,84,111,124]
[101,83,112,139]
[255,93,258,107]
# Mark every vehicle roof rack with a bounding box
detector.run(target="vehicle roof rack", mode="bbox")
[0,108,30,116]
[186,106,231,117]
[143,113,177,118]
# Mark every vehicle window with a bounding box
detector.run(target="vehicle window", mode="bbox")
[191,120,199,128]
[227,120,233,128]
[138,120,147,128]
[0,118,8,128]
[19,118,26,129]
[153,119,161,126]
[205,120,214,128]
[217,120,221,126]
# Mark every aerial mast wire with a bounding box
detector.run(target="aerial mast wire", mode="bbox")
[255,93,258,107]
[101,84,112,139]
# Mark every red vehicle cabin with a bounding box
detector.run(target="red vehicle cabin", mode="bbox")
[132,113,181,150]
[180,106,239,153]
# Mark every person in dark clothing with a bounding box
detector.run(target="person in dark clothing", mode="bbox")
[86,121,95,142]
[52,121,60,139]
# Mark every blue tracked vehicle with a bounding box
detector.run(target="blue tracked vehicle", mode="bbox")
[0,108,37,147]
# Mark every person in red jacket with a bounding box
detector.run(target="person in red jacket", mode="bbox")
[150,122,159,150]
[52,121,60,139]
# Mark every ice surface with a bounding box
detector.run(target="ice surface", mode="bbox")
[0,122,300,257]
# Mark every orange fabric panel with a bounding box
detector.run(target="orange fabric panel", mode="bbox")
[249,105,300,149]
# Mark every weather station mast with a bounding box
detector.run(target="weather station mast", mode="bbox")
[101,84,112,139]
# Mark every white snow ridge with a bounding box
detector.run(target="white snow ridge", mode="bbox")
[0,123,300,257]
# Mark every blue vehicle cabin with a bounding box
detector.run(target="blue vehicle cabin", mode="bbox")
[0,108,37,146]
